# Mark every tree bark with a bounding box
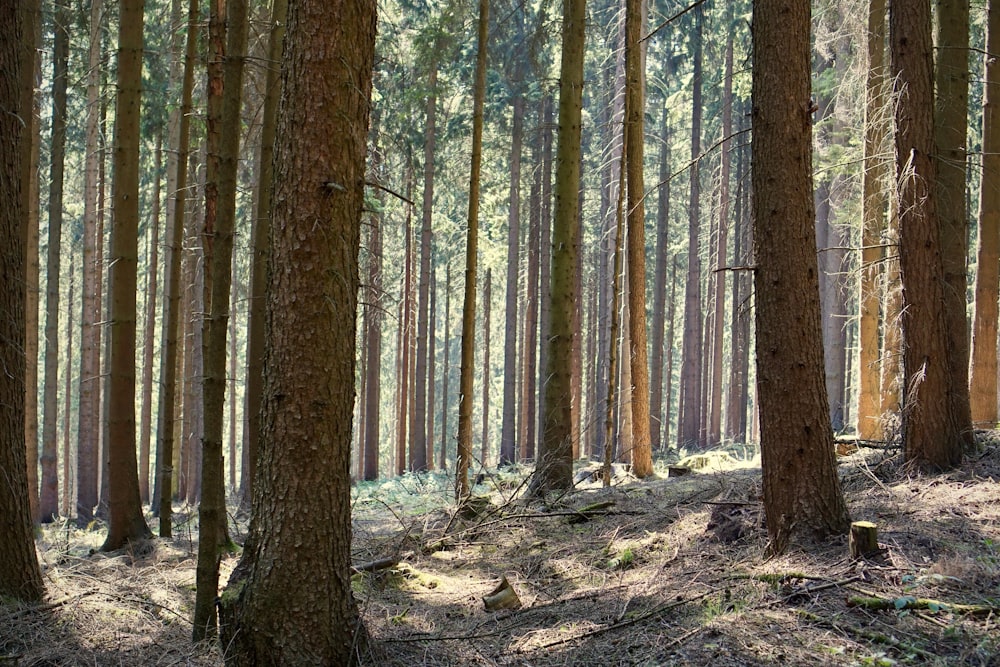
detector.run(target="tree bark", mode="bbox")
[969,0,1000,427]
[536,0,585,494]
[218,0,375,661]
[752,0,851,554]
[650,104,670,453]
[891,0,966,470]
[0,0,44,601]
[457,0,490,499]
[501,94,524,466]
[102,0,152,551]
[139,135,162,505]
[481,268,492,466]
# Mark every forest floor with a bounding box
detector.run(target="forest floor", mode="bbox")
[3,437,1000,666]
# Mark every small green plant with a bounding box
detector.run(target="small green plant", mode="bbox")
[607,547,634,570]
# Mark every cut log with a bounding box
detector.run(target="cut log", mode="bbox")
[849,521,879,558]
[483,575,522,611]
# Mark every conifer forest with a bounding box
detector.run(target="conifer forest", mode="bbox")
[4,0,1000,664]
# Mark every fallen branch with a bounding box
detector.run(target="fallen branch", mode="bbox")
[351,556,400,575]
[797,609,936,659]
[847,595,1000,617]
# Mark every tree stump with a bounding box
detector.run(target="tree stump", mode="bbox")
[849,521,879,558]
[483,575,521,611]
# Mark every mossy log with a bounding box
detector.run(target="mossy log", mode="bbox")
[847,595,1000,616]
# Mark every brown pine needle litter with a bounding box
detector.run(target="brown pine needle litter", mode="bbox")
[4,438,1000,665]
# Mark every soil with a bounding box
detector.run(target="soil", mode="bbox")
[3,438,1000,666]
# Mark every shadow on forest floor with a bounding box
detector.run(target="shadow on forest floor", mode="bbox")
[3,437,1000,666]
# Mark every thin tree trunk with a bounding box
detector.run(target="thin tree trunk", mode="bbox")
[440,263,451,470]
[679,4,704,449]
[412,63,438,472]
[522,151,539,462]
[363,126,383,482]
[62,254,74,517]
[457,0,489,499]
[240,0,286,510]
[40,0,70,522]
[501,95,524,466]
[536,95,553,460]
[139,135,162,505]
[397,185,413,477]
[427,267,436,469]
[970,0,1000,426]
[157,0,200,535]
[650,105,670,453]
[481,268,492,466]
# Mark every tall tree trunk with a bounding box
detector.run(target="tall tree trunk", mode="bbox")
[102,0,152,551]
[709,20,734,447]
[440,263,451,470]
[970,0,1000,426]
[536,95,553,461]
[501,95,524,466]
[536,0,585,494]
[933,0,974,447]
[664,256,678,447]
[678,5,704,449]
[363,125,383,482]
[891,0,965,470]
[78,9,98,519]
[522,143,540,462]
[624,0,651,477]
[1,0,44,599]
[427,267,436,469]
[240,0,286,510]
[857,0,889,440]
[157,0,201,535]
[139,135,162,505]
[195,0,248,639]
[649,105,670,453]
[40,0,70,522]
[752,0,851,554]
[481,268,492,465]
[62,255,74,517]
[218,1,375,659]
[456,0,490,499]
[22,0,41,526]
[397,186,413,477]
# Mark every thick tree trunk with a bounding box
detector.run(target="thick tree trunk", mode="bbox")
[537,0,585,493]
[102,0,152,551]
[891,0,966,469]
[752,0,851,554]
[218,1,375,661]
[0,0,44,600]
[970,0,1000,426]
[933,0,974,447]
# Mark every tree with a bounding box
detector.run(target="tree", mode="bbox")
[0,0,44,602]
[933,0,974,447]
[857,0,889,440]
[536,0,585,493]
[751,0,851,553]
[194,0,248,639]
[624,0,652,477]
[891,0,965,470]
[241,0,287,509]
[456,0,490,499]
[39,0,71,522]
[103,0,152,551]
[217,0,376,660]
[969,0,1000,427]
[678,4,704,449]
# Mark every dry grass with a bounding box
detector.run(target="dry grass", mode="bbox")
[4,439,1000,666]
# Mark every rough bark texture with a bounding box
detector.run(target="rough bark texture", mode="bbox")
[857,0,889,440]
[218,0,375,661]
[751,0,851,554]
[969,0,1000,427]
[891,0,965,470]
[933,0,974,447]
[624,0,652,477]
[537,0,584,493]
[103,0,152,551]
[1,0,44,601]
